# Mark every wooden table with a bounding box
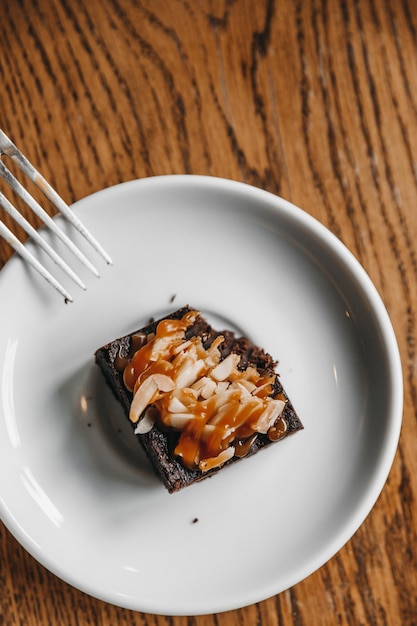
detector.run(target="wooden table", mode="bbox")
[1,1,416,624]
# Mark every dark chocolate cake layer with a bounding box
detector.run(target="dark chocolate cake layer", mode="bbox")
[95,306,303,492]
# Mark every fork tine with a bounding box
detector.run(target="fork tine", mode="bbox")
[0,189,87,291]
[0,159,101,278]
[0,130,113,266]
[0,219,74,302]
[33,170,113,266]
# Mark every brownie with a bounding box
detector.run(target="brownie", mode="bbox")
[95,306,303,492]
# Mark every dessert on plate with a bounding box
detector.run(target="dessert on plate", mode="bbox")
[95,306,303,492]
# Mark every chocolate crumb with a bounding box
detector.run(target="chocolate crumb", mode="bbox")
[192,517,199,524]
[170,294,177,303]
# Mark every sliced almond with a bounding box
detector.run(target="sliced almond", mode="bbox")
[233,379,257,394]
[169,413,197,429]
[238,366,260,382]
[191,376,210,391]
[215,381,230,394]
[171,339,192,355]
[172,341,198,366]
[200,379,217,399]
[166,395,188,413]
[210,353,240,381]
[203,336,223,367]
[134,407,156,434]
[175,358,206,388]
[200,423,216,440]
[207,389,241,420]
[129,373,175,423]
[152,373,176,392]
[252,377,275,397]
[150,332,185,359]
[252,399,286,434]
[199,446,235,472]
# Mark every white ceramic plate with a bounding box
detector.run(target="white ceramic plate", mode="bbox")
[0,176,402,615]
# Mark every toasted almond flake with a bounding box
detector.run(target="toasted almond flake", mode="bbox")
[211,353,240,381]
[252,399,286,433]
[252,379,275,397]
[215,381,230,394]
[172,339,192,354]
[239,366,260,382]
[152,332,186,358]
[200,379,217,398]
[175,359,206,388]
[180,387,199,402]
[167,396,188,413]
[134,407,156,434]
[207,335,224,354]
[199,446,235,472]
[204,390,240,423]
[200,424,216,440]
[130,374,175,422]
[152,373,176,392]
[234,379,257,394]
[231,382,252,396]
[178,342,198,361]
[191,376,210,391]
[130,377,158,422]
[203,337,223,367]
[170,413,198,429]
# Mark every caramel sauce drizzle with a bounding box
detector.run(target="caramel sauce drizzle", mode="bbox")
[121,311,288,472]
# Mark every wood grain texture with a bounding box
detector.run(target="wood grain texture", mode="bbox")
[1,0,417,624]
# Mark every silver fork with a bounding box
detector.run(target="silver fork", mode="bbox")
[0,129,112,302]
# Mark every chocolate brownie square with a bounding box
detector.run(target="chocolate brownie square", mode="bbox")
[95,306,303,492]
